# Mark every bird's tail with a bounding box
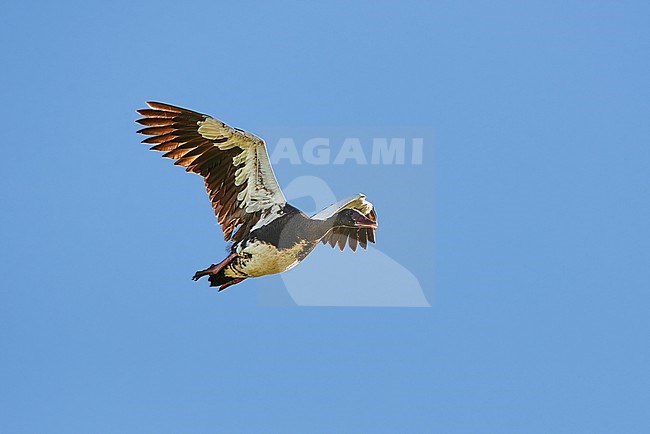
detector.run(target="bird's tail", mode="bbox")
[207,272,230,287]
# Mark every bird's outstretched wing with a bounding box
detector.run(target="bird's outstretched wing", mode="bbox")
[136,101,287,242]
[312,194,377,252]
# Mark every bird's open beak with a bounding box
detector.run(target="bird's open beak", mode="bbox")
[353,214,378,229]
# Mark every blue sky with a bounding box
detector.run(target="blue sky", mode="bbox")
[1,0,649,432]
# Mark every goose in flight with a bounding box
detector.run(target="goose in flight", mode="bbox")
[136,102,378,291]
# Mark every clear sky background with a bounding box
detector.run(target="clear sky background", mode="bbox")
[1,1,649,432]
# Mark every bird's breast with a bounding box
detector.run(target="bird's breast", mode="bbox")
[224,239,317,278]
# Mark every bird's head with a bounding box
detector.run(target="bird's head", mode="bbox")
[333,209,378,229]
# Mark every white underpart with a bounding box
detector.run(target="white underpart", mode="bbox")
[225,240,312,278]
[311,194,374,220]
[197,117,286,217]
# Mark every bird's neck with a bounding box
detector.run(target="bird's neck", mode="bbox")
[301,215,338,242]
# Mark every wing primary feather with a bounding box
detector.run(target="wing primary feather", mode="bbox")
[173,136,207,150]
[359,229,368,249]
[174,154,201,168]
[137,126,175,135]
[136,118,173,127]
[336,231,347,250]
[146,101,185,113]
[348,234,358,252]
[136,108,177,118]
[142,133,178,144]
[179,143,214,160]
[163,147,194,160]
[150,142,181,152]
[368,228,376,243]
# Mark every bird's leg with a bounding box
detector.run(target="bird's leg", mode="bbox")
[192,253,237,281]
[218,278,246,291]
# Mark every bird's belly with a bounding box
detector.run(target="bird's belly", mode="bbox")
[225,240,316,278]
